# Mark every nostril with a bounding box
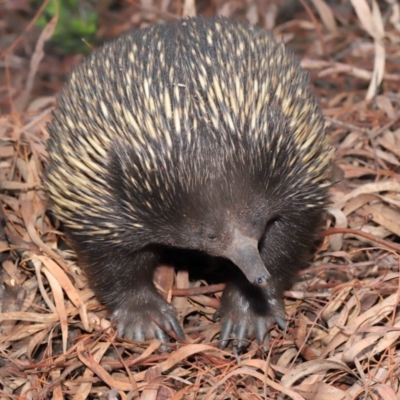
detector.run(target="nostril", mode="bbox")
[255,274,269,287]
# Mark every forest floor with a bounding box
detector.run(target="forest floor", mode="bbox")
[1,0,400,399]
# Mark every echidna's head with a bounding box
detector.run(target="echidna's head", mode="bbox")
[106,106,327,288]
[166,182,275,287]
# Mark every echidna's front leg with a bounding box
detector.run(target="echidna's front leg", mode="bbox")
[216,278,286,349]
[80,246,185,342]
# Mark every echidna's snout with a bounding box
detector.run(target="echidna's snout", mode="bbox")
[222,229,270,287]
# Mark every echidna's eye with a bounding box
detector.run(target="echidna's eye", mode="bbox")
[207,234,218,242]
[266,216,279,228]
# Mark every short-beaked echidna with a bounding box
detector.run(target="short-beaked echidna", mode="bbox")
[46,17,331,348]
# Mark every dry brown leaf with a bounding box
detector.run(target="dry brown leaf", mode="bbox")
[373,383,398,399]
[281,359,355,388]
[387,0,400,31]
[276,348,299,369]
[50,369,63,400]
[378,130,400,158]
[182,0,196,17]
[342,333,383,362]
[375,148,400,166]
[42,266,69,353]
[302,59,399,82]
[38,256,89,331]
[327,207,347,251]
[142,374,174,400]
[208,366,306,400]
[350,0,385,99]
[370,318,400,357]
[73,341,114,400]
[295,382,351,400]
[26,327,51,360]
[358,204,400,236]
[335,181,400,210]
[309,0,337,32]
[295,316,322,361]
[376,95,396,119]
[0,323,51,343]
[342,194,379,216]
[320,293,398,359]
[154,264,175,302]
[322,286,353,322]
[0,311,59,324]
[77,341,134,391]
[350,0,382,39]
[15,14,58,111]
[172,270,190,319]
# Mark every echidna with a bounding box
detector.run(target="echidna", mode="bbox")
[46,17,331,348]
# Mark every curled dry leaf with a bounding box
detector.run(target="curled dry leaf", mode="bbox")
[281,359,355,388]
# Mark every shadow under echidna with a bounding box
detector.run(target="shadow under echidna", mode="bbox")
[46,17,331,349]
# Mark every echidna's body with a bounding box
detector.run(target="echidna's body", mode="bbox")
[47,17,331,347]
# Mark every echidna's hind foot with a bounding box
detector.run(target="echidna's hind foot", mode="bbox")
[110,289,185,344]
[215,280,286,350]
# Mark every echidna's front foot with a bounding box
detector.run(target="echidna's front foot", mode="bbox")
[110,290,185,344]
[216,282,286,350]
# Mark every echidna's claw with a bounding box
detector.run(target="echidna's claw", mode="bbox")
[166,313,186,340]
[111,290,185,347]
[216,281,286,351]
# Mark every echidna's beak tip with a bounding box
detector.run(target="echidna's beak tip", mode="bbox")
[222,229,270,287]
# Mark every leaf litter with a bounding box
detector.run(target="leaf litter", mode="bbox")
[0,0,400,399]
